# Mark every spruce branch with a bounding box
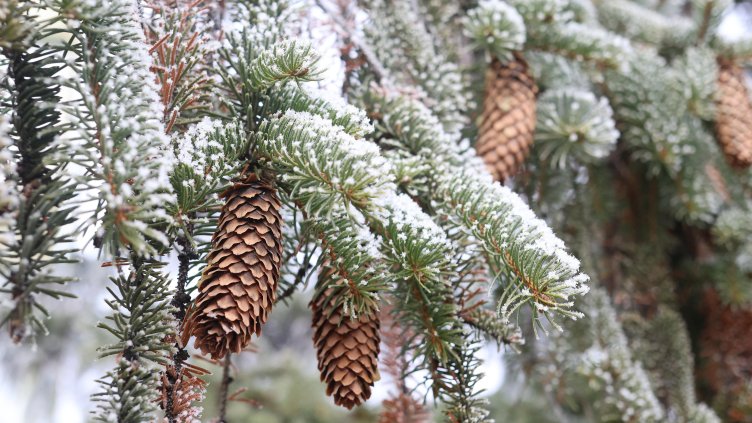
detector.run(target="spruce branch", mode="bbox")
[602,51,694,176]
[144,0,216,132]
[624,307,721,422]
[525,22,633,70]
[593,0,693,46]
[267,84,374,138]
[315,0,388,82]
[535,88,620,168]
[692,0,733,44]
[378,304,431,423]
[0,18,78,342]
[461,307,524,349]
[256,110,391,217]
[372,191,464,365]
[306,206,387,315]
[538,288,666,422]
[362,0,471,134]
[464,0,526,61]
[51,0,175,257]
[361,91,590,328]
[93,258,176,421]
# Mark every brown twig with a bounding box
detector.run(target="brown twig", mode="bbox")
[696,0,714,44]
[314,0,388,82]
[218,354,232,423]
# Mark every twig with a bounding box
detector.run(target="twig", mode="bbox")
[695,0,714,44]
[218,354,232,423]
[314,0,388,82]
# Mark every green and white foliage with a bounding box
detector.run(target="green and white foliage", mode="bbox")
[675,47,718,120]
[357,90,590,328]
[257,110,391,216]
[0,6,79,342]
[0,0,34,51]
[169,119,247,221]
[465,1,526,61]
[664,132,726,225]
[362,0,471,135]
[593,0,693,47]
[435,171,589,329]
[564,0,598,24]
[373,191,467,379]
[535,88,619,168]
[527,52,590,91]
[243,40,321,92]
[504,0,632,69]
[92,360,162,423]
[540,288,666,422]
[690,0,734,44]
[41,0,190,418]
[50,0,174,257]
[0,115,15,230]
[605,51,692,176]
[624,307,718,422]
[713,204,752,247]
[4,0,751,420]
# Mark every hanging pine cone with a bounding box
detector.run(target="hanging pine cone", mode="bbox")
[182,173,282,359]
[311,286,381,409]
[476,53,538,181]
[715,60,752,168]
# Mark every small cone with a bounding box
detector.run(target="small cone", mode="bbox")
[182,173,282,359]
[312,286,381,409]
[476,53,538,181]
[715,61,752,168]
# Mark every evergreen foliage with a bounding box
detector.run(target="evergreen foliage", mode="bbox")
[1,0,751,421]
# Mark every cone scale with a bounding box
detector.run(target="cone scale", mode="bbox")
[476,53,538,181]
[182,173,282,359]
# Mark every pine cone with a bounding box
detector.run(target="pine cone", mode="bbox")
[476,54,538,181]
[715,61,752,168]
[311,287,381,409]
[182,174,282,359]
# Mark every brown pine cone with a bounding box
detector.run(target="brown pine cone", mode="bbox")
[311,286,381,409]
[715,60,752,168]
[476,54,538,181]
[182,174,282,359]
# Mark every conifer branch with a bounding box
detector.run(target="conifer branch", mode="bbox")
[0,7,78,342]
[314,0,388,82]
[360,92,590,328]
[539,288,666,422]
[51,0,175,257]
[362,0,471,134]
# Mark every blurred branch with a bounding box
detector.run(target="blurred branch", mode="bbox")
[218,355,232,423]
[314,0,387,82]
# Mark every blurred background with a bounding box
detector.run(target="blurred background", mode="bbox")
[1,2,751,423]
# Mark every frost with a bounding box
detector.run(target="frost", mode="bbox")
[465,0,526,60]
